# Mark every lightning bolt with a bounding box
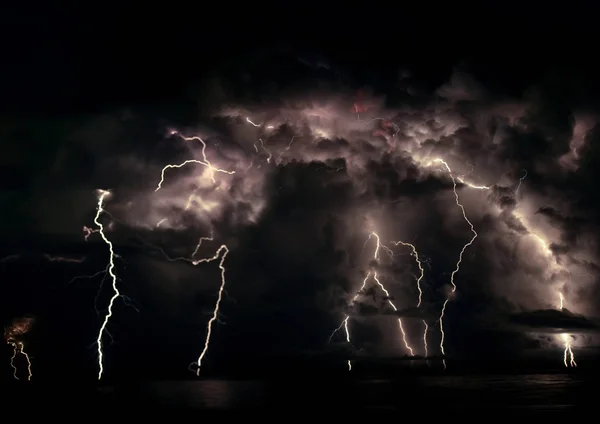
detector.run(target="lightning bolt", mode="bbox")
[155,130,235,192]
[558,293,577,367]
[331,271,369,370]
[371,232,415,357]
[434,159,479,369]
[445,161,575,368]
[89,189,120,380]
[331,231,415,370]
[190,245,230,376]
[154,132,234,376]
[512,206,577,367]
[515,169,527,196]
[391,240,428,357]
[7,340,32,381]
[245,117,261,127]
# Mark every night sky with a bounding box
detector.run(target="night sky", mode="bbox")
[2,5,600,382]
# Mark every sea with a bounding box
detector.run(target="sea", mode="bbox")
[7,373,593,414]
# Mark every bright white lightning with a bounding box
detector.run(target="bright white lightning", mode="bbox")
[91,189,120,380]
[332,231,417,370]
[191,245,230,376]
[155,130,235,192]
[154,132,234,376]
[369,232,415,357]
[512,209,577,367]
[245,117,261,127]
[558,294,577,367]
[434,159,479,369]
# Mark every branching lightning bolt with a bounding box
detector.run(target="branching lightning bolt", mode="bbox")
[434,159,479,369]
[155,130,234,376]
[331,231,415,370]
[155,130,235,191]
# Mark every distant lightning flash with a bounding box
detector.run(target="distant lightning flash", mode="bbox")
[7,341,32,381]
[558,293,577,367]
[515,169,527,196]
[434,159,479,369]
[512,207,577,367]
[90,189,120,380]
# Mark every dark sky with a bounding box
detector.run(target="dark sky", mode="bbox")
[2,5,600,381]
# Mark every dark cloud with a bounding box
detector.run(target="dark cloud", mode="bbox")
[509,309,599,333]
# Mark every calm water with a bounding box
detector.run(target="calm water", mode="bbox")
[98,374,591,411]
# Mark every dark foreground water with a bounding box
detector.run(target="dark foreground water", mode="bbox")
[4,374,595,414]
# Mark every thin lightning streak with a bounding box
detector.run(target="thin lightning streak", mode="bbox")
[434,159,479,369]
[422,321,429,359]
[245,117,261,127]
[155,130,235,192]
[513,206,577,367]
[91,189,119,380]
[276,135,298,164]
[20,342,32,381]
[370,232,414,355]
[331,272,370,370]
[193,245,230,376]
[373,272,414,356]
[153,131,234,376]
[8,341,32,381]
[391,241,425,307]
[331,231,422,368]
[9,342,19,379]
[391,239,427,356]
[558,293,577,367]
[259,139,272,164]
[43,254,85,263]
[155,159,233,191]
[515,169,527,195]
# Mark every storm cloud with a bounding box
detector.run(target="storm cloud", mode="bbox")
[3,46,600,377]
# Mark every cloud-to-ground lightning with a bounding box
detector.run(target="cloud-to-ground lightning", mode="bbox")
[7,341,32,381]
[558,293,577,367]
[331,231,416,370]
[88,189,120,380]
[512,207,578,367]
[391,240,428,357]
[190,245,229,376]
[4,317,35,381]
[434,159,479,369]
[154,131,234,376]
